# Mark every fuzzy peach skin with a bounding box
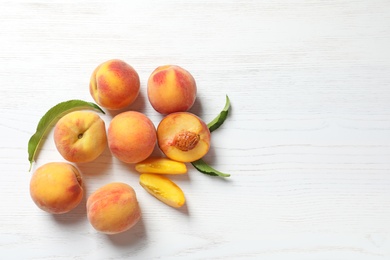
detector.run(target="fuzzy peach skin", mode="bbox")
[147,65,197,114]
[108,111,157,164]
[157,112,210,162]
[89,59,140,110]
[54,111,107,163]
[30,162,83,214]
[86,182,141,234]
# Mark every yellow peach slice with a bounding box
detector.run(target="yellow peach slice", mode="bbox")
[139,173,185,208]
[135,157,187,174]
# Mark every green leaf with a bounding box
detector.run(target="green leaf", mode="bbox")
[28,99,105,171]
[191,95,232,177]
[207,95,231,132]
[191,159,230,177]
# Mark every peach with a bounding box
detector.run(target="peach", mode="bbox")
[147,65,197,114]
[108,111,157,164]
[157,112,210,162]
[135,157,187,174]
[86,182,141,234]
[30,162,83,214]
[89,59,140,110]
[139,173,185,208]
[54,111,107,163]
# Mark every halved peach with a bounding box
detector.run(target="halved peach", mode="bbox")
[157,112,210,163]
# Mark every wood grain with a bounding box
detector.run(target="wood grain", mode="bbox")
[1,0,390,259]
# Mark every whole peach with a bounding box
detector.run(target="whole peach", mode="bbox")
[89,59,140,110]
[157,112,210,162]
[30,162,83,214]
[147,65,197,114]
[108,111,157,164]
[86,182,141,234]
[54,111,107,163]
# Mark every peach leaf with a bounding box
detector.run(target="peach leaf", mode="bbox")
[207,95,230,132]
[191,159,230,177]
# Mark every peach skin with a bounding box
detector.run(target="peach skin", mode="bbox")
[108,111,157,164]
[54,111,107,163]
[86,182,141,234]
[90,59,140,110]
[147,65,197,114]
[30,162,84,214]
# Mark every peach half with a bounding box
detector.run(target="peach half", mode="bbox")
[54,111,107,163]
[108,111,157,164]
[147,65,197,114]
[157,112,210,162]
[30,162,83,214]
[86,182,141,234]
[89,59,140,110]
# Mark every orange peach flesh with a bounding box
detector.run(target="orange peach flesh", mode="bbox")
[157,112,210,163]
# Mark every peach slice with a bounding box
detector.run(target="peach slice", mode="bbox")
[139,173,185,208]
[157,112,210,162]
[135,157,187,174]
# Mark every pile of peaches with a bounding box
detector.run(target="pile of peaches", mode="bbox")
[29,60,215,235]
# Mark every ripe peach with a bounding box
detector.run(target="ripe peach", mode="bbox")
[89,59,140,110]
[30,162,83,214]
[147,65,197,114]
[86,182,141,234]
[108,111,157,164]
[157,112,210,162]
[54,111,107,163]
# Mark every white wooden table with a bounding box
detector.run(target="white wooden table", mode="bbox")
[1,0,390,259]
